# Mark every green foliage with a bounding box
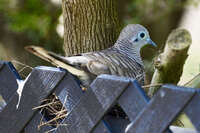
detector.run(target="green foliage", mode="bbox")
[0,0,62,52]
[8,13,51,36]
[125,0,198,24]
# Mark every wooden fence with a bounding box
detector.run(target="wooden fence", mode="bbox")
[0,61,199,133]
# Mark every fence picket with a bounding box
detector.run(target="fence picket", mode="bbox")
[125,85,195,133]
[0,66,65,133]
[118,80,148,121]
[25,71,84,133]
[0,61,199,133]
[184,92,200,132]
[24,112,53,133]
[55,75,130,133]
[0,62,19,102]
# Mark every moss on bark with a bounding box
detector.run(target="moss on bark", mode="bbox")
[149,29,192,97]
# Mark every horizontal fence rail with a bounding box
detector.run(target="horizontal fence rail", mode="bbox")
[0,61,199,133]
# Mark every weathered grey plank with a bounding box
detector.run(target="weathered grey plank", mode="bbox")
[170,126,197,133]
[25,71,83,133]
[101,80,146,133]
[0,62,19,102]
[55,74,130,133]
[55,73,111,133]
[103,115,130,133]
[126,85,195,133]
[118,80,148,121]
[0,62,4,70]
[24,112,53,133]
[109,80,172,133]
[57,74,112,133]
[55,72,83,110]
[0,66,66,133]
[92,75,131,133]
[184,91,200,132]
[93,79,144,133]
[92,120,112,133]
[52,73,111,133]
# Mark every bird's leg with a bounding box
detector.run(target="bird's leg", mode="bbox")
[80,85,87,92]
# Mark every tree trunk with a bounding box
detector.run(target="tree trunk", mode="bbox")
[62,0,121,56]
[148,29,192,97]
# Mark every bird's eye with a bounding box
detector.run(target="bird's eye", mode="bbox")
[139,32,146,39]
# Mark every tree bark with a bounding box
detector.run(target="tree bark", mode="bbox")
[148,29,192,97]
[62,0,121,56]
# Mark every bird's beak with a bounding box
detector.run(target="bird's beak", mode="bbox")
[147,38,157,47]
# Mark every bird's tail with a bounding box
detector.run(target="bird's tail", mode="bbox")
[25,46,87,77]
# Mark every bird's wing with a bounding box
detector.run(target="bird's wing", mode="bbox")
[86,60,111,75]
[25,46,111,76]
[25,46,87,77]
[25,46,145,85]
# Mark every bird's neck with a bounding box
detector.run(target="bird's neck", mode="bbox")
[113,40,144,66]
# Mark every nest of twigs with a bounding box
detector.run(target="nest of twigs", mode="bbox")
[32,93,68,132]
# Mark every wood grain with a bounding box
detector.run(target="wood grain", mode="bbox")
[62,0,121,55]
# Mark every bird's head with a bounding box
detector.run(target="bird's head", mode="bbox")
[116,24,156,50]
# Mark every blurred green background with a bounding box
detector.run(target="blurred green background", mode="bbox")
[0,0,200,129]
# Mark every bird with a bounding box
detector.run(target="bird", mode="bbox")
[25,24,156,88]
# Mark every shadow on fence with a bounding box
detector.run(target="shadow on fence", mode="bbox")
[0,61,199,133]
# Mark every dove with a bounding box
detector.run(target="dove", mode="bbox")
[25,24,156,88]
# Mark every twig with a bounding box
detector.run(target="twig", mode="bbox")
[59,94,68,117]
[182,72,200,86]
[45,128,57,133]
[11,60,33,70]
[142,83,163,88]
[38,109,45,130]
[54,109,67,115]
[32,101,59,110]
[44,123,69,133]
[11,60,33,78]
[38,114,67,128]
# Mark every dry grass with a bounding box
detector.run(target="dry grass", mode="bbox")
[32,93,68,133]
[11,60,33,79]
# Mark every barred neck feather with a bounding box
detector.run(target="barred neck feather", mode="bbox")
[113,39,144,67]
